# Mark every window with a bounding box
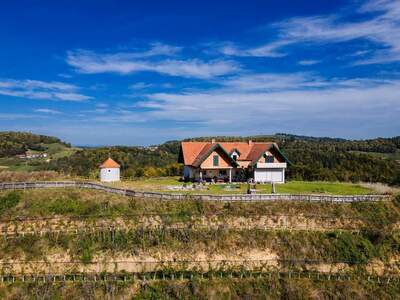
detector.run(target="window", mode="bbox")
[219,170,227,176]
[232,154,238,161]
[263,154,274,163]
[213,155,219,166]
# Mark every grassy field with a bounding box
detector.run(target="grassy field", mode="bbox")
[112,177,375,195]
[0,157,37,171]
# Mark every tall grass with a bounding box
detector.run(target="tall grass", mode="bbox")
[0,170,63,182]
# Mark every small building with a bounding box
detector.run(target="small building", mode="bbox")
[99,157,120,182]
[179,140,291,183]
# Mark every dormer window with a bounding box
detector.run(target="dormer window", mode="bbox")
[230,149,240,161]
[263,153,274,163]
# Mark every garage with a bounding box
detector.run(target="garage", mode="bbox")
[254,168,284,183]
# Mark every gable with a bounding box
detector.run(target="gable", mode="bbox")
[200,149,232,168]
[256,150,280,164]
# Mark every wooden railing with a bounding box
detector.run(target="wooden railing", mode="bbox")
[0,181,390,202]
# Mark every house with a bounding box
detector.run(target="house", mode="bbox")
[178,139,291,183]
[16,152,48,159]
[99,157,120,182]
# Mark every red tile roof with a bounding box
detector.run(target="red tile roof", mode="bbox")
[100,158,120,169]
[180,141,279,166]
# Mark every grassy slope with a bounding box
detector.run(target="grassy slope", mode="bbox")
[1,189,398,222]
[0,189,399,266]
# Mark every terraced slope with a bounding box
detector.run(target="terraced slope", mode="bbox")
[0,188,399,299]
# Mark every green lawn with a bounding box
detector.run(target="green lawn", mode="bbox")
[0,157,37,172]
[43,143,80,159]
[111,177,374,195]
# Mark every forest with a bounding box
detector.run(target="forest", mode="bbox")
[0,132,399,185]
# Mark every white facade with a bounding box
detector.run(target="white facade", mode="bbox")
[253,162,286,183]
[254,168,285,183]
[100,167,120,182]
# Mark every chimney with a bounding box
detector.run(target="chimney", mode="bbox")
[248,140,253,145]
[211,138,216,144]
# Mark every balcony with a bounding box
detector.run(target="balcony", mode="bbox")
[255,162,287,169]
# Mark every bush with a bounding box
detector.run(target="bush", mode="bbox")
[394,194,400,208]
[0,191,21,214]
[328,232,376,264]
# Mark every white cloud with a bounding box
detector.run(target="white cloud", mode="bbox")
[219,40,290,57]
[129,82,154,89]
[220,0,400,64]
[66,50,239,79]
[96,103,109,108]
[220,73,329,91]
[58,73,73,78]
[277,0,400,64]
[298,60,321,66]
[0,79,91,101]
[139,42,182,57]
[124,75,400,138]
[0,113,39,120]
[34,108,62,114]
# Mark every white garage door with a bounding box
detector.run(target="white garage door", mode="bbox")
[254,168,283,183]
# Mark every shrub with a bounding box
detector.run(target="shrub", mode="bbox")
[0,191,21,214]
[394,194,400,208]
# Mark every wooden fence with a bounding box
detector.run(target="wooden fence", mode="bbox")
[0,270,398,284]
[0,181,390,202]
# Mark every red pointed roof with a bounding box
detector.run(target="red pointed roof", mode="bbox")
[180,141,286,167]
[100,157,120,169]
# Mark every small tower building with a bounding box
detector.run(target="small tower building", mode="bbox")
[99,157,120,182]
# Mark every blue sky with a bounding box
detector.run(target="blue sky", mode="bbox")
[1,0,399,145]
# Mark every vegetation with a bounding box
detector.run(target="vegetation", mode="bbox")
[0,278,399,300]
[0,191,20,215]
[0,131,69,157]
[0,171,63,182]
[1,189,398,222]
[1,228,399,264]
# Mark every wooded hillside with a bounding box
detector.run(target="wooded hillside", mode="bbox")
[0,131,69,157]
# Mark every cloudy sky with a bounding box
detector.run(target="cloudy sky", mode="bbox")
[1,0,400,145]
